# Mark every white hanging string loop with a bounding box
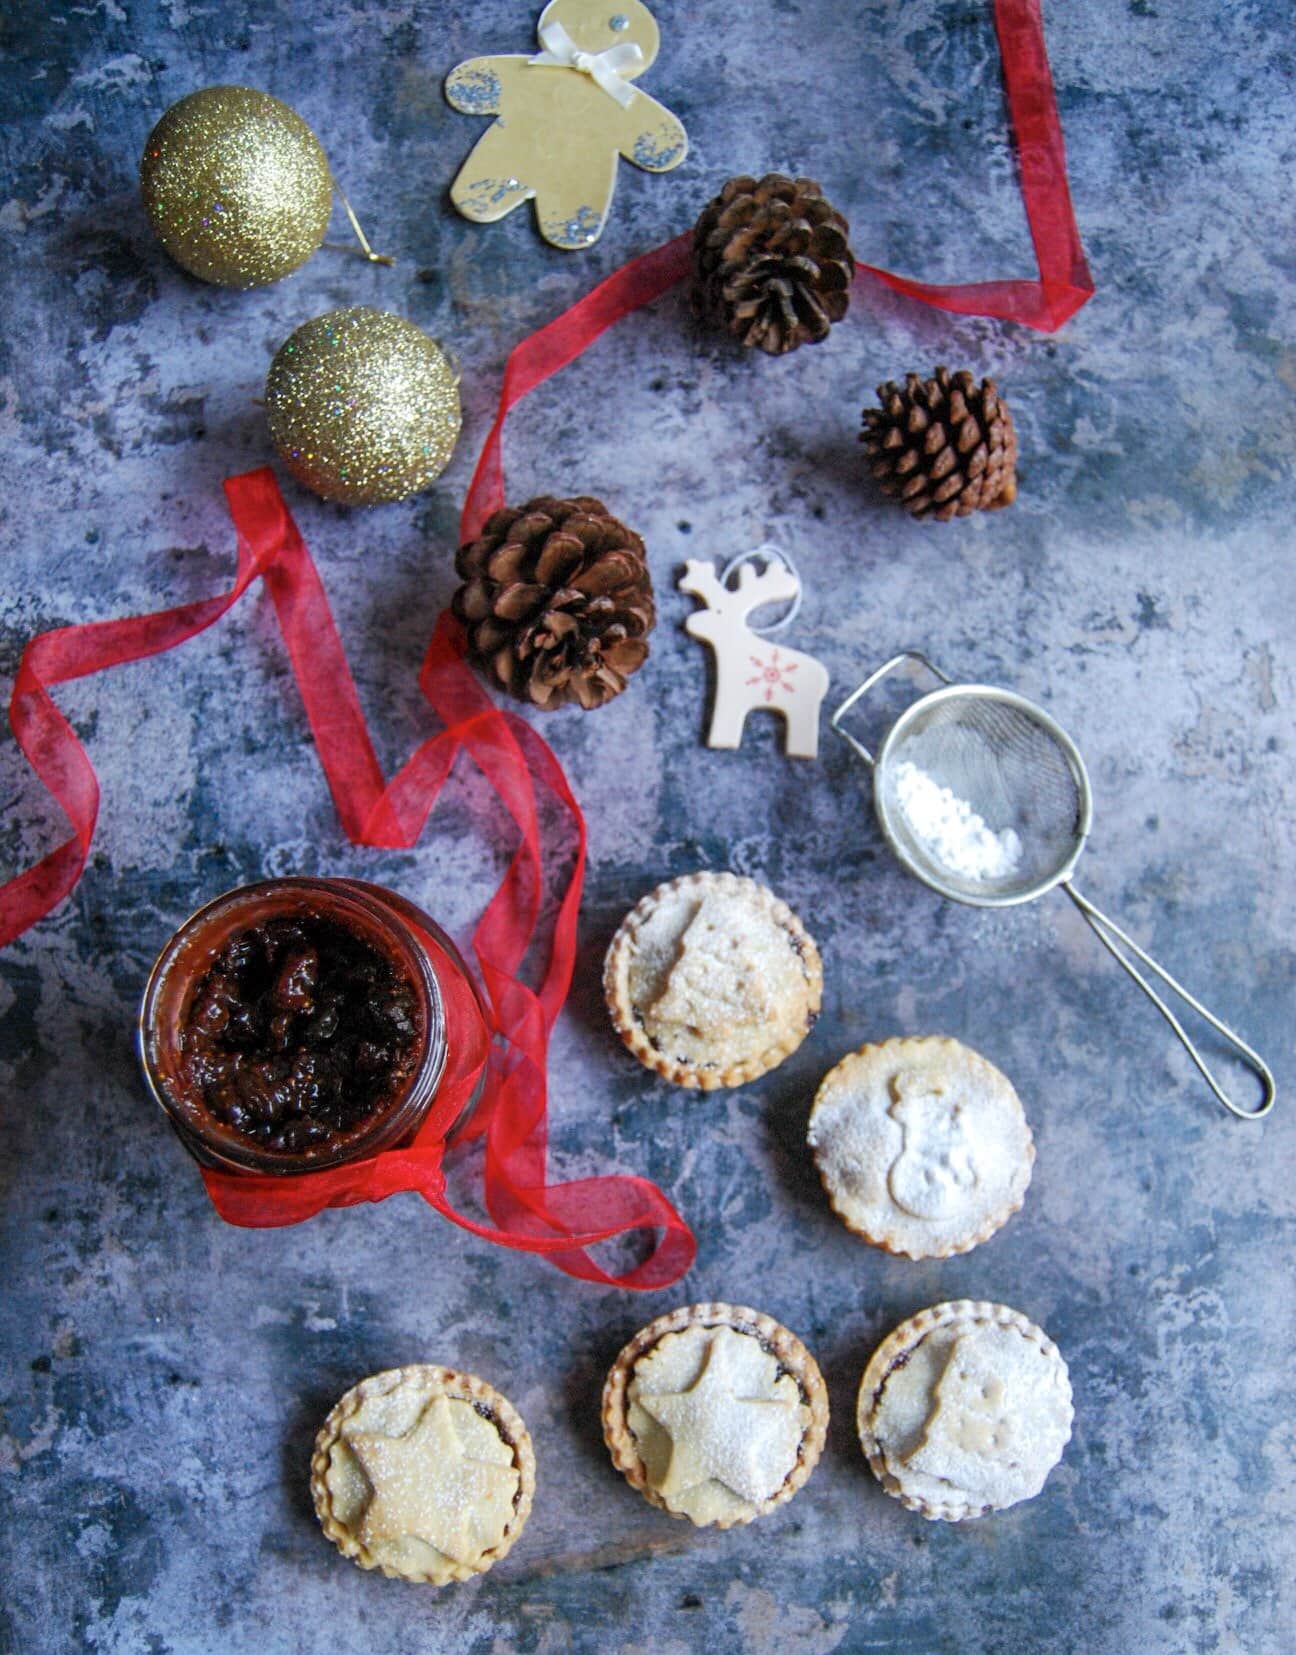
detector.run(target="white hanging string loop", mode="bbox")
[718,543,804,634]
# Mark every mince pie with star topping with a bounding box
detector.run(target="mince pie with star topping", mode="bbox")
[603,872,823,1090]
[311,1364,535,1584]
[602,1302,828,1528]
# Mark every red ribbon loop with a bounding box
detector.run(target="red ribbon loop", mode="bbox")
[856,0,1093,331]
[461,0,1091,539]
[207,472,698,1289]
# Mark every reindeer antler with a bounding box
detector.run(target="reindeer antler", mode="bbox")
[732,557,799,615]
[679,554,800,619]
[678,559,730,609]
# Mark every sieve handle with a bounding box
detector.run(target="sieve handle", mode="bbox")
[830,651,951,767]
[1063,883,1276,1121]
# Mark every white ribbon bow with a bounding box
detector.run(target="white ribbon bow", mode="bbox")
[527,20,643,109]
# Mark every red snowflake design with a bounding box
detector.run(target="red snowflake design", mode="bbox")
[746,648,799,703]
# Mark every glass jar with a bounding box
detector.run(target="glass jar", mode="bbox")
[138,877,487,1176]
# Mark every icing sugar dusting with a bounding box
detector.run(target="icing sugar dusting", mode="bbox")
[624,878,817,1073]
[892,760,1023,882]
[807,1039,1033,1256]
[342,1392,517,1569]
[631,1326,803,1515]
[651,898,776,1028]
[902,1321,1071,1509]
[887,1071,979,1219]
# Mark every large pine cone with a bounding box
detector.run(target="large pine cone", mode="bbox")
[452,496,655,711]
[861,368,1018,521]
[693,173,855,355]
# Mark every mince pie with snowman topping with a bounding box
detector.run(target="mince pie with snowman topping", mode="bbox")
[808,1036,1033,1259]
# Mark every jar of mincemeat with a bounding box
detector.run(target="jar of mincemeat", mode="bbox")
[138,878,488,1176]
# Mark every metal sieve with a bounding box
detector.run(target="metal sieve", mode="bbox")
[831,651,1275,1121]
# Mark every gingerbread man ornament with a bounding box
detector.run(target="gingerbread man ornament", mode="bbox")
[446,0,688,250]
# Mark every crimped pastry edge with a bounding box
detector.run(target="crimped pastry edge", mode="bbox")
[808,1036,1035,1260]
[856,1300,1072,1522]
[602,872,824,1091]
[310,1363,536,1584]
[601,1301,829,1529]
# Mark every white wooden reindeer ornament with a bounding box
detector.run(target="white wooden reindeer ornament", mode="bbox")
[679,552,830,759]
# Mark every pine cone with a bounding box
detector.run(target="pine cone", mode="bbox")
[452,497,655,711]
[861,368,1018,521]
[693,173,855,355]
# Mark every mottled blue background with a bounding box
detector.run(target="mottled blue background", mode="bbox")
[1,2,1293,1651]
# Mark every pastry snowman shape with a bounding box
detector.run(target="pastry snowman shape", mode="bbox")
[887,1071,978,1220]
[446,0,688,250]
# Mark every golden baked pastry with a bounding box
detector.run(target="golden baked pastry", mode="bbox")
[311,1364,535,1583]
[603,872,822,1089]
[808,1036,1034,1258]
[602,1302,828,1528]
[857,1300,1072,1521]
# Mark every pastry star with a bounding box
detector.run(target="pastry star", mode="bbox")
[638,1328,802,1506]
[347,1395,518,1567]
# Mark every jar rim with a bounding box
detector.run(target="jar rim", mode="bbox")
[138,877,448,1175]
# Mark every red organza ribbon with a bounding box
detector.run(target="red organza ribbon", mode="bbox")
[855,0,1092,331]
[3,465,695,1286]
[0,0,1087,1284]
[203,473,699,1288]
[464,0,1092,537]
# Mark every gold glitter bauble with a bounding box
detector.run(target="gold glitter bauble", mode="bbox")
[265,308,462,506]
[140,86,333,288]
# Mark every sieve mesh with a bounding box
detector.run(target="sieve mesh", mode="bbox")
[835,659,1273,1118]
[877,690,1088,903]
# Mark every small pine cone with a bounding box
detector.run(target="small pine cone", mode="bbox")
[452,496,655,711]
[693,173,855,355]
[861,367,1018,521]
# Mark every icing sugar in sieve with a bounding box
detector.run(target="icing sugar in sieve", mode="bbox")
[831,651,1275,1122]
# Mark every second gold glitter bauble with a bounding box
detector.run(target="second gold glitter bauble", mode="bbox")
[265,308,462,506]
[140,86,333,288]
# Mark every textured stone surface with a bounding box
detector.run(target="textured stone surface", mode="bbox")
[1,2,1293,1651]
